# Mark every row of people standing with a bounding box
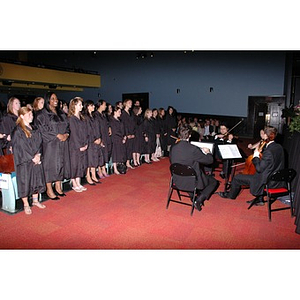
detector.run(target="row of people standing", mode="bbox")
[0,94,179,214]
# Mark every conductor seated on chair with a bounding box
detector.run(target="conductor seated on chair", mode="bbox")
[169,124,219,211]
[217,126,285,206]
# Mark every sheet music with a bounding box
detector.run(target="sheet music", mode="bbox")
[218,144,242,159]
[190,141,214,154]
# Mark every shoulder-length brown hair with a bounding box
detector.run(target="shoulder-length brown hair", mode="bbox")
[32,97,44,111]
[68,97,84,120]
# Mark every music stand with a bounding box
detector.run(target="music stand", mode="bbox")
[218,144,242,192]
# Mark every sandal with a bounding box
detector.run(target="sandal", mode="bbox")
[72,186,83,192]
[32,201,46,209]
[24,206,32,215]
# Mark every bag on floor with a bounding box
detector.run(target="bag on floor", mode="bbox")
[155,137,162,158]
[117,162,127,174]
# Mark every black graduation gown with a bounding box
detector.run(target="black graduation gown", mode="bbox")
[86,114,104,168]
[69,116,89,178]
[158,116,168,152]
[94,111,112,163]
[132,114,144,154]
[0,113,18,154]
[110,117,126,163]
[11,125,46,198]
[142,118,156,154]
[120,110,136,160]
[165,113,177,146]
[35,108,71,182]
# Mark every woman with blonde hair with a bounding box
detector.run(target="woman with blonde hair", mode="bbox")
[68,97,88,192]
[11,107,46,215]
[0,96,21,154]
[142,108,157,163]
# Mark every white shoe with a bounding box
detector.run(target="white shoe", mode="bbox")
[72,186,83,192]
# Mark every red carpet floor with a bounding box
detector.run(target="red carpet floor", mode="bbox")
[0,157,299,249]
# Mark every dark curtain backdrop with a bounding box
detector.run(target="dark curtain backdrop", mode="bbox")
[283,130,300,234]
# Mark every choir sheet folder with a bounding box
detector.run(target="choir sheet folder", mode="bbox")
[217,144,242,159]
[190,141,214,154]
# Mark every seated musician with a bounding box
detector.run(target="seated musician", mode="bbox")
[217,126,285,206]
[213,123,238,179]
[169,124,219,211]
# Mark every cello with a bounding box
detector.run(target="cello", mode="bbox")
[243,139,267,175]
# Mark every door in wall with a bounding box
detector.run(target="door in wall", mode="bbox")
[247,95,286,139]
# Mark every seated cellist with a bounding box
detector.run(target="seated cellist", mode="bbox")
[217,126,285,206]
[243,129,268,176]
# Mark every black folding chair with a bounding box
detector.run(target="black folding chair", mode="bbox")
[166,163,198,216]
[264,168,297,221]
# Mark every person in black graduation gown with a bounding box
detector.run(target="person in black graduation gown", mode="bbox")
[120,99,135,169]
[82,100,104,185]
[68,97,89,192]
[152,108,161,160]
[110,106,127,174]
[35,92,70,200]
[165,106,177,155]
[94,100,112,178]
[132,105,144,166]
[158,107,168,157]
[0,97,21,155]
[142,109,157,163]
[11,107,46,215]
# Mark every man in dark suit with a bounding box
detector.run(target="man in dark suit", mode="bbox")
[217,126,285,205]
[170,124,219,211]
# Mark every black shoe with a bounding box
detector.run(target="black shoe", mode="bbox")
[194,200,203,211]
[49,196,60,200]
[56,192,66,197]
[194,194,206,211]
[217,192,234,199]
[219,173,225,179]
[246,197,265,205]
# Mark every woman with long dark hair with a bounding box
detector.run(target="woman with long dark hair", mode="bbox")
[82,100,104,184]
[35,92,70,200]
[110,106,126,174]
[11,107,46,215]
[68,97,88,192]
[94,99,112,178]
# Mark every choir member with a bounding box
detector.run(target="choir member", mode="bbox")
[120,99,135,169]
[68,97,88,192]
[165,106,177,155]
[0,96,21,154]
[11,107,46,215]
[83,100,103,184]
[152,108,161,161]
[158,107,168,157]
[110,106,127,174]
[94,100,112,178]
[142,109,157,163]
[35,92,70,200]
[132,105,144,166]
